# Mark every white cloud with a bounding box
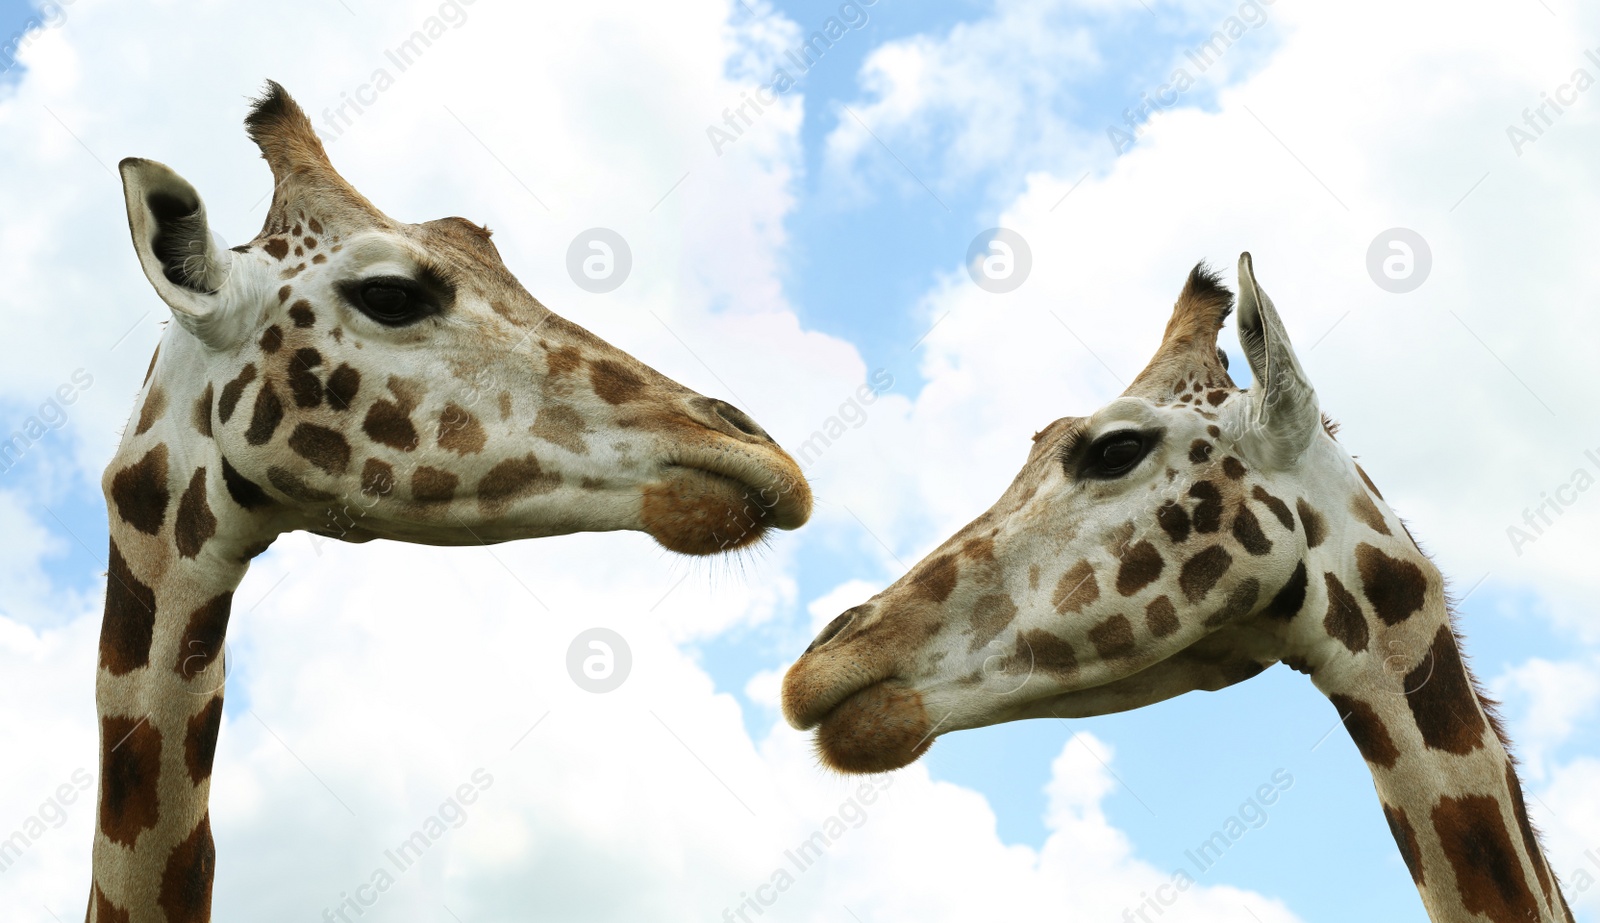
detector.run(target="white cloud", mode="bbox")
[1493,656,1600,780]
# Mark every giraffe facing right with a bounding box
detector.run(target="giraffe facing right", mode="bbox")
[785,254,1575,922]
[91,82,810,921]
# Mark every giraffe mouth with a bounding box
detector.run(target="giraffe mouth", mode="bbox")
[639,457,808,556]
[805,679,936,774]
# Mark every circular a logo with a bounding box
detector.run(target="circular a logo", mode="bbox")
[566,627,632,693]
[1366,228,1431,294]
[966,228,1032,294]
[566,228,632,294]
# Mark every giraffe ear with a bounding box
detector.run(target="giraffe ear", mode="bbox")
[120,158,241,349]
[1234,252,1320,468]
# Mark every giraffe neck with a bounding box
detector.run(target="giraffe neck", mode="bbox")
[91,338,274,922]
[1306,593,1573,921]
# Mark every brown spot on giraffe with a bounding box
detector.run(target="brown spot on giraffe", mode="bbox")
[277,285,292,303]
[267,466,335,503]
[325,364,360,410]
[158,812,215,922]
[288,423,351,475]
[193,383,214,438]
[1404,626,1488,755]
[1203,577,1259,627]
[1296,497,1326,548]
[143,346,160,385]
[1329,694,1399,769]
[263,237,289,260]
[1103,521,1136,557]
[217,363,257,424]
[110,444,171,535]
[912,554,959,604]
[1157,500,1191,544]
[1432,793,1538,922]
[1145,595,1178,638]
[1088,615,1136,660]
[1356,542,1426,625]
[220,457,270,510]
[412,466,458,503]
[529,403,590,454]
[1322,572,1369,653]
[1115,541,1164,596]
[287,347,324,408]
[244,380,284,445]
[1206,390,1227,406]
[1221,456,1246,479]
[1504,760,1555,901]
[1179,545,1231,602]
[590,359,646,405]
[363,378,420,451]
[93,883,132,923]
[174,468,217,559]
[361,458,396,498]
[1231,504,1272,555]
[1052,560,1099,614]
[288,300,316,327]
[175,591,232,679]
[102,540,156,675]
[1188,480,1223,533]
[1261,561,1307,621]
[967,593,1019,652]
[99,715,163,847]
[185,698,224,785]
[1251,486,1294,530]
[308,216,323,234]
[1188,439,1213,464]
[259,324,283,353]
[1351,490,1392,535]
[1383,803,1425,886]
[477,453,560,510]
[1013,628,1077,679]
[135,384,167,435]
[437,403,487,455]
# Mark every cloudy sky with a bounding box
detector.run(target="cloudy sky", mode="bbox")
[2,0,1599,920]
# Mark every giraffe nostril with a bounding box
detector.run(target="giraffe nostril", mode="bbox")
[709,399,769,441]
[806,607,862,654]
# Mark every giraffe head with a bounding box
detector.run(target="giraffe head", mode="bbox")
[784,253,1386,772]
[115,81,809,555]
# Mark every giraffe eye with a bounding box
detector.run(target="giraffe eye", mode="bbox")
[1080,432,1151,479]
[345,276,440,326]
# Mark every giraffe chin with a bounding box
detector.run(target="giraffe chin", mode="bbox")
[812,680,934,774]
[640,466,778,555]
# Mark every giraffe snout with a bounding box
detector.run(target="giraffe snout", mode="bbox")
[692,396,775,444]
[805,606,864,654]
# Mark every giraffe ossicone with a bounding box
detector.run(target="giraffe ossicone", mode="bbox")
[90,80,811,921]
[784,254,1575,923]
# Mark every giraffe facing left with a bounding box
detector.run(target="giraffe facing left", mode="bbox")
[91,81,812,922]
